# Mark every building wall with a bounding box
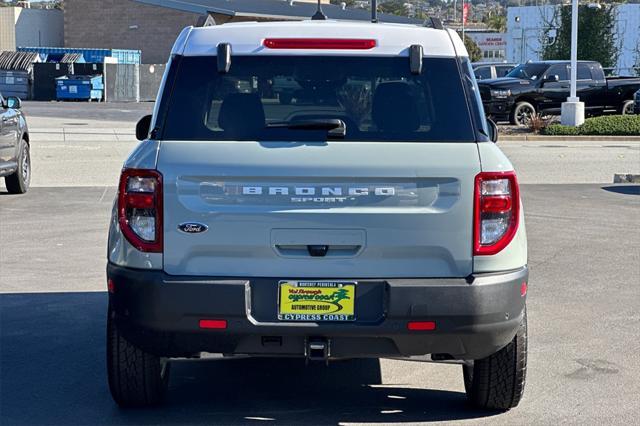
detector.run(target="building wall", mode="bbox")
[615,4,640,74]
[467,32,507,63]
[63,0,303,64]
[506,5,556,65]
[64,0,200,64]
[0,8,17,51]
[507,4,640,75]
[15,8,64,48]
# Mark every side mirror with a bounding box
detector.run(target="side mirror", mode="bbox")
[6,96,21,110]
[543,74,559,84]
[136,115,152,141]
[487,118,499,143]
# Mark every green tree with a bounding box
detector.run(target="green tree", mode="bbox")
[379,1,409,16]
[486,14,507,32]
[542,4,619,68]
[462,34,482,62]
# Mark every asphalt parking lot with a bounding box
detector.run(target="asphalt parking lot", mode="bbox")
[1,102,639,425]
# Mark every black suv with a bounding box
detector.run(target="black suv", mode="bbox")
[0,93,30,194]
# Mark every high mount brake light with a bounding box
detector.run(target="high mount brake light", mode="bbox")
[473,171,520,256]
[263,38,377,50]
[118,169,163,253]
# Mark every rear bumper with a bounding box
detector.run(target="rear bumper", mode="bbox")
[107,263,528,360]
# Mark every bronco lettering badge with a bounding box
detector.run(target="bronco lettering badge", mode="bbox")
[178,222,208,234]
[242,185,395,204]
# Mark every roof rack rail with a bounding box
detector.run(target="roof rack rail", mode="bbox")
[424,17,443,30]
[196,13,216,27]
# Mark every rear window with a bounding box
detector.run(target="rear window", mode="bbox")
[496,65,513,77]
[475,67,493,80]
[506,63,548,80]
[160,56,476,142]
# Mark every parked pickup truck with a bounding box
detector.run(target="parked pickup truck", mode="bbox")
[478,60,640,125]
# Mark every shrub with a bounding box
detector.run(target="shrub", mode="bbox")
[579,115,640,135]
[544,124,580,135]
[543,115,640,136]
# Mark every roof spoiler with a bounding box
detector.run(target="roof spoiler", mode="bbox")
[409,45,423,75]
[217,43,231,73]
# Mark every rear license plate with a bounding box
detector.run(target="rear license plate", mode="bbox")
[278,281,356,322]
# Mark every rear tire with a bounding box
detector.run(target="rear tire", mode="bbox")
[107,306,170,407]
[463,309,527,411]
[5,139,30,194]
[620,100,634,115]
[510,102,535,126]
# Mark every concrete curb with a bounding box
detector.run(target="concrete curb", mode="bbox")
[614,174,640,183]
[500,135,640,142]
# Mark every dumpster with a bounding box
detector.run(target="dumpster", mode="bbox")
[56,75,103,101]
[0,70,30,99]
[0,51,40,99]
[33,63,74,101]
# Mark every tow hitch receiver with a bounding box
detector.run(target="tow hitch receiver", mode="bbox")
[305,337,330,364]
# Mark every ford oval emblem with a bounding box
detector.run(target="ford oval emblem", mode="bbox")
[178,222,208,234]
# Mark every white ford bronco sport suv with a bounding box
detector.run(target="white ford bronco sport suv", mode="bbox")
[107,19,528,411]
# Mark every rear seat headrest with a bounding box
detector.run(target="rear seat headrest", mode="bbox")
[372,82,420,132]
[218,93,265,138]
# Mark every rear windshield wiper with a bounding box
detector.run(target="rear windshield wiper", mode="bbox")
[266,119,346,138]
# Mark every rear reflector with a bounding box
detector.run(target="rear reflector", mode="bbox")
[107,279,115,293]
[199,319,227,329]
[263,38,376,50]
[407,321,436,331]
[521,281,528,297]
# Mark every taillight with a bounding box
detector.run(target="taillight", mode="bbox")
[473,171,519,256]
[117,169,163,252]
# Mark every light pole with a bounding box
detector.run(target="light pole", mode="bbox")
[560,0,584,126]
[462,0,465,41]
